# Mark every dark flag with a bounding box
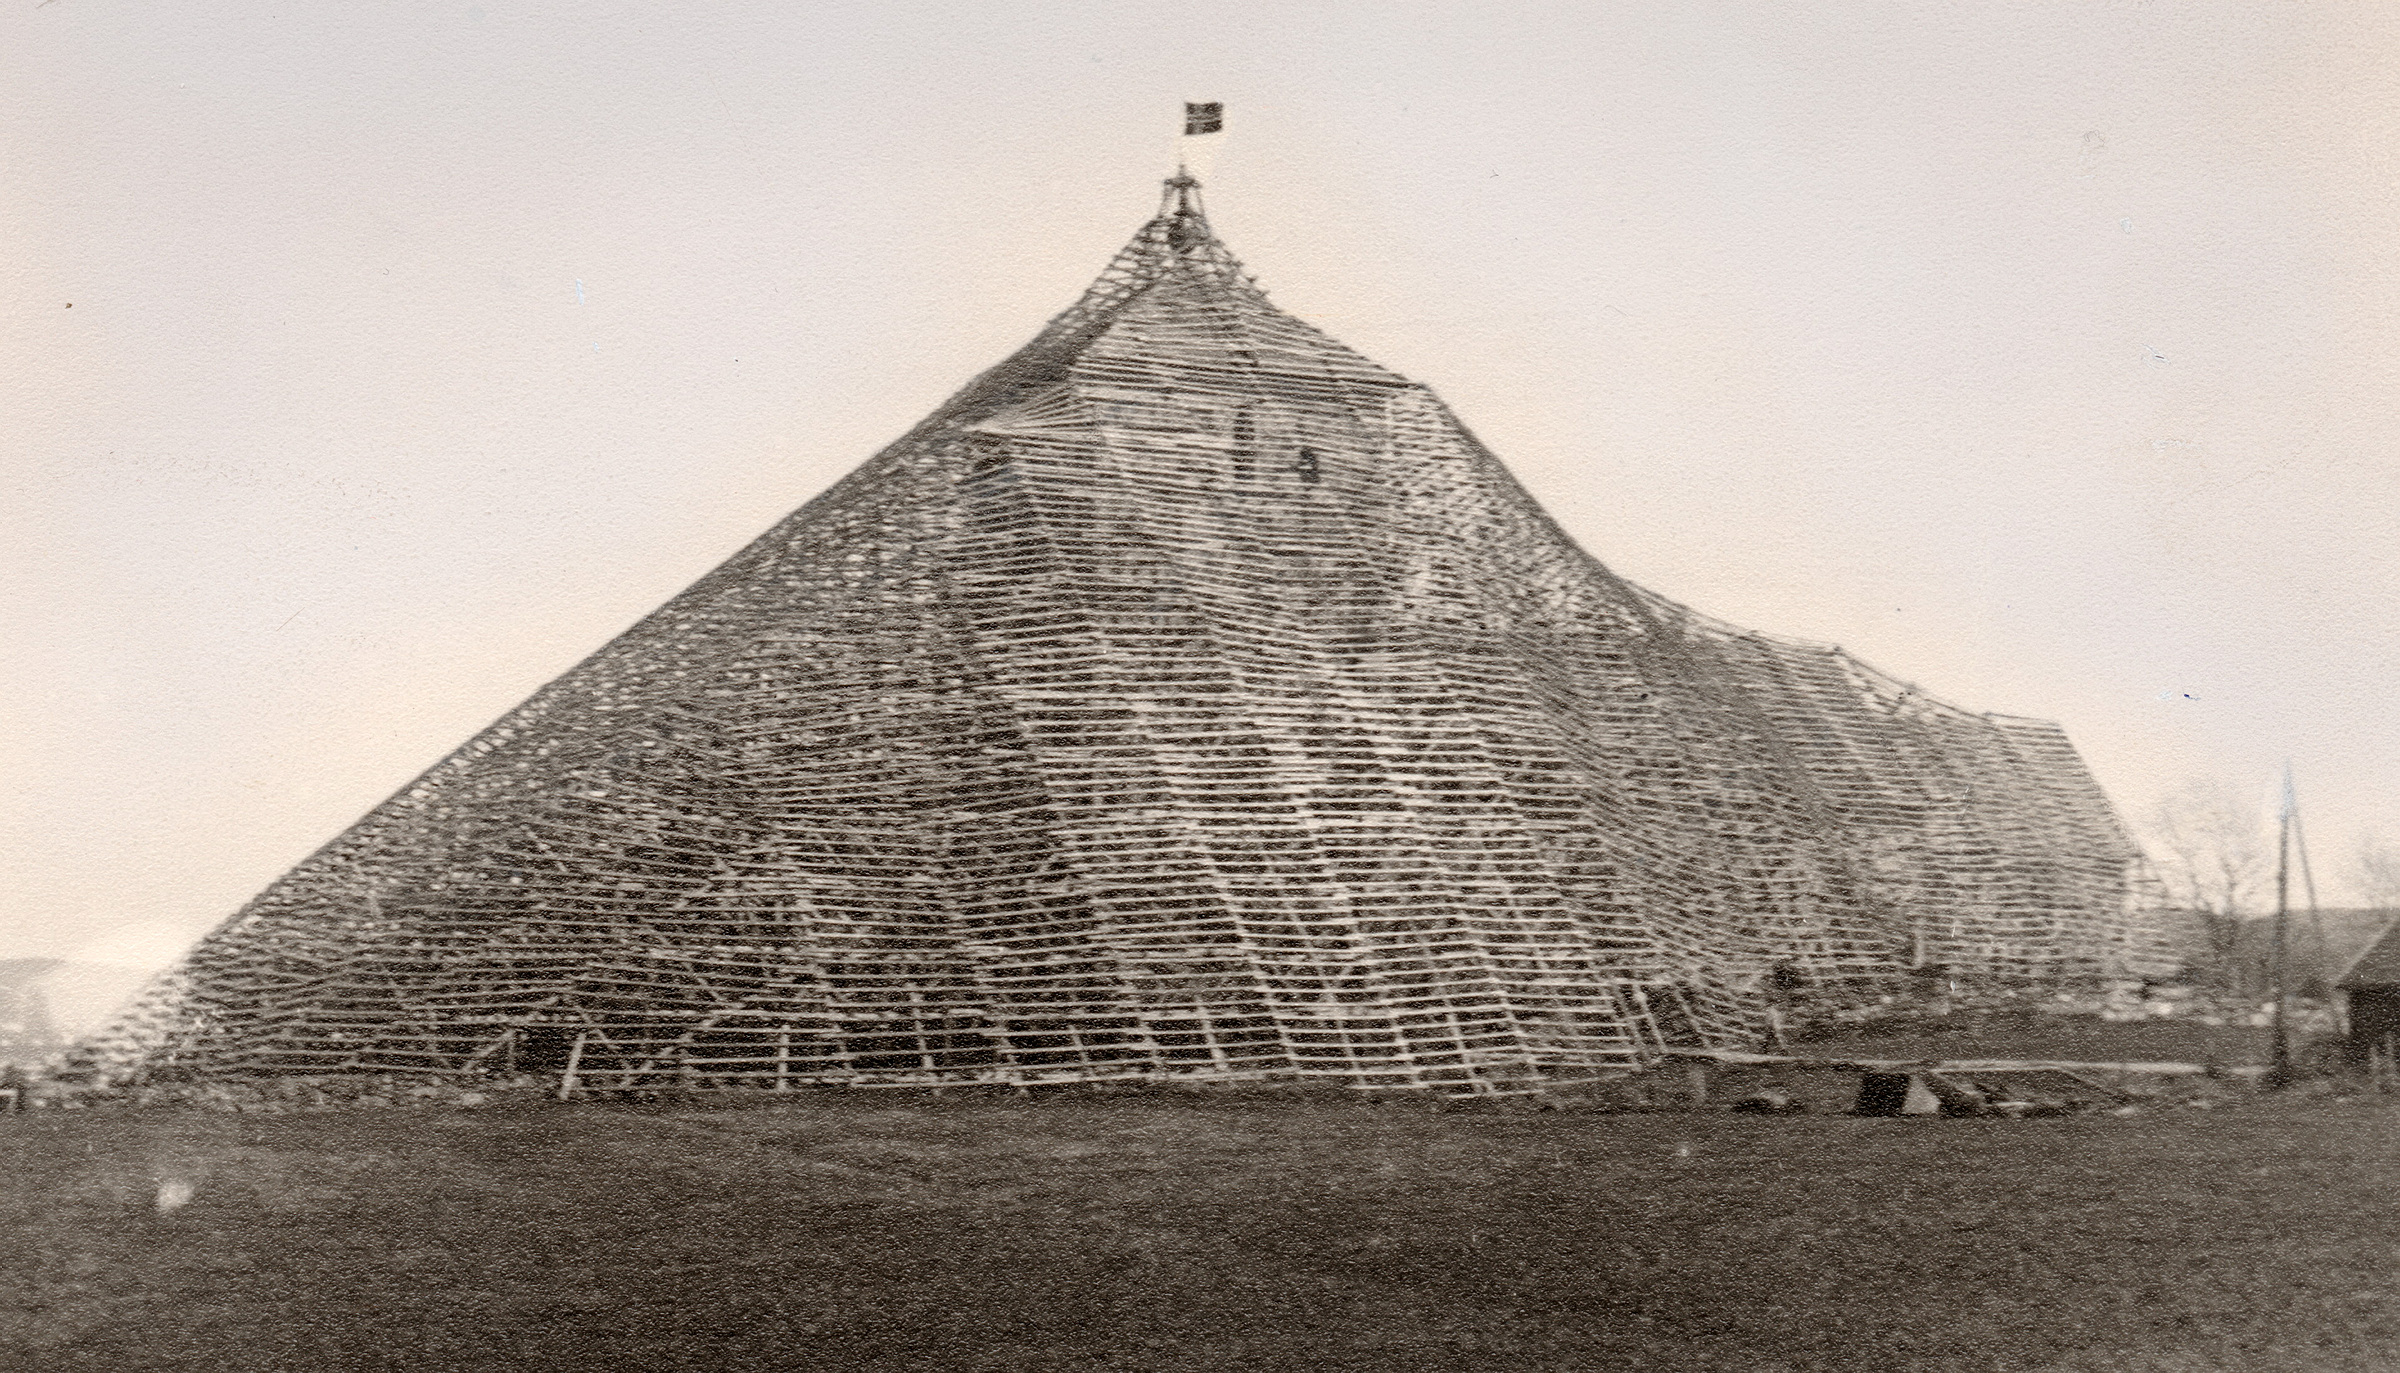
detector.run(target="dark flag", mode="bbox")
[1184,102,1223,136]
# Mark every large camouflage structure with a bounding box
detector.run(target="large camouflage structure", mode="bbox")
[84,176,2155,1094]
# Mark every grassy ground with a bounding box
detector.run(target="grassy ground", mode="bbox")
[7,1084,2399,1373]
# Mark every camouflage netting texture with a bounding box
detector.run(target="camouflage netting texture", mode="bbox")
[75,178,2163,1096]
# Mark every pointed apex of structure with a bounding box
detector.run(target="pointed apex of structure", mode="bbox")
[899,172,1405,442]
[1118,170,1246,291]
[1033,173,1252,323]
[1149,172,1244,282]
[1160,171,1209,247]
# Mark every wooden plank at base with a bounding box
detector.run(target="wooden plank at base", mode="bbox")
[1658,1048,2258,1077]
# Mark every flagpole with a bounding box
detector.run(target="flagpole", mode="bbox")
[1179,100,1224,185]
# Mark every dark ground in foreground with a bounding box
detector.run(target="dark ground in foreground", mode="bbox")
[7,1075,2399,1373]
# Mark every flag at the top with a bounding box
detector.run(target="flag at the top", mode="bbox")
[1184,102,1224,136]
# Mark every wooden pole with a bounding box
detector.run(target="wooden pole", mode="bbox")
[2271,765,2293,1080]
[775,1030,790,1093]
[559,1028,589,1101]
[2293,805,2326,993]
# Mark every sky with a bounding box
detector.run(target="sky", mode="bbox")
[5,2,2397,977]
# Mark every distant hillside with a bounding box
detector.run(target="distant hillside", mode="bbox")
[0,958,166,1063]
[2146,906,2399,993]
[0,958,67,1064]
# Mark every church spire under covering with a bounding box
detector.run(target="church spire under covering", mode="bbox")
[68,168,2159,1098]
[1160,171,1213,254]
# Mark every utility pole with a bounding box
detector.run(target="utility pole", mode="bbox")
[2270,763,2294,1081]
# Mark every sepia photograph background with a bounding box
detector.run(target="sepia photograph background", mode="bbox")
[6,2,2395,1029]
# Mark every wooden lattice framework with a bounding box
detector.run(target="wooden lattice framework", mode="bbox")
[78,176,2160,1094]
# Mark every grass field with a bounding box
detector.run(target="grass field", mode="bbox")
[7,1083,2398,1372]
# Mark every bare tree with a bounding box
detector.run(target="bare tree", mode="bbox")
[2144,779,2270,994]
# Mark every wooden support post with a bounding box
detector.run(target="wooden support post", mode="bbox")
[1684,1058,1710,1107]
[775,1030,791,1093]
[1627,984,1664,1060]
[558,1028,589,1101]
[1214,1028,1238,1076]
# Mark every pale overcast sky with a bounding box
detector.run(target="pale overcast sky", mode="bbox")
[6,2,2396,970]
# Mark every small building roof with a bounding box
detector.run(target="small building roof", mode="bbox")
[2333,911,2400,988]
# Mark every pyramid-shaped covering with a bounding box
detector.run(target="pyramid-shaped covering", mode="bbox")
[88,178,2156,1093]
